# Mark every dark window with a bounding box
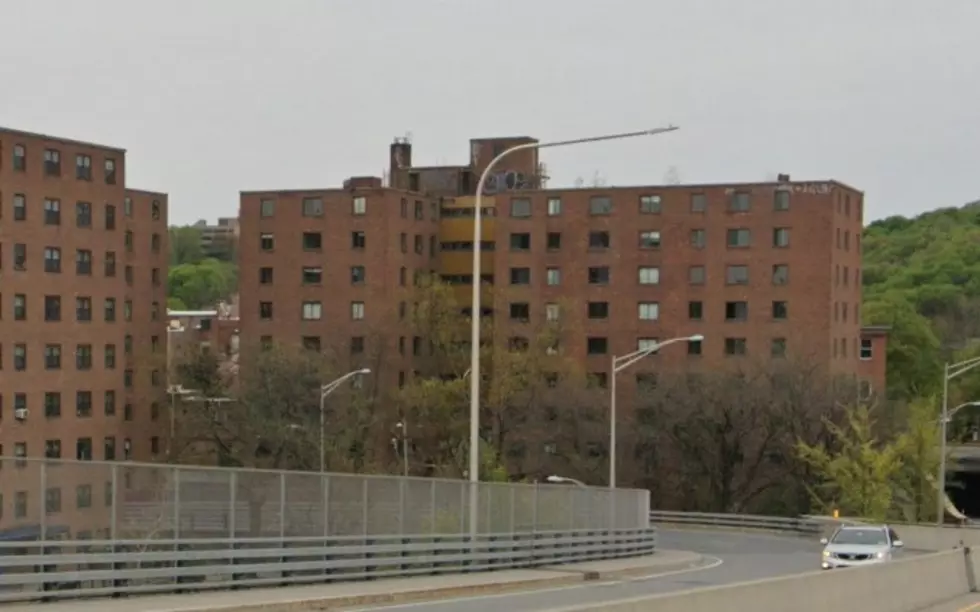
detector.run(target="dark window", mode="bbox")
[589,196,612,215]
[302,197,324,217]
[588,231,610,249]
[76,249,92,275]
[104,344,116,369]
[44,296,61,321]
[351,231,366,249]
[688,339,703,355]
[124,231,133,252]
[104,391,116,416]
[13,193,26,220]
[350,336,365,354]
[45,439,62,458]
[76,437,93,461]
[44,344,61,369]
[76,297,92,321]
[104,251,116,277]
[76,201,92,227]
[43,199,61,225]
[587,337,608,355]
[151,200,161,220]
[302,267,322,284]
[771,338,787,357]
[151,268,161,286]
[774,190,790,211]
[724,338,747,356]
[75,154,92,180]
[729,191,751,212]
[772,301,788,320]
[44,148,61,176]
[510,233,531,251]
[76,344,93,370]
[639,231,661,249]
[546,232,561,250]
[76,391,93,417]
[104,158,117,184]
[44,247,62,272]
[725,301,748,321]
[587,302,609,319]
[259,267,274,284]
[773,228,791,247]
[350,266,366,284]
[13,344,27,370]
[13,294,27,320]
[509,267,530,285]
[688,301,703,320]
[588,267,610,285]
[509,302,530,321]
[772,264,789,285]
[12,144,26,171]
[105,204,116,230]
[259,302,273,320]
[151,233,161,252]
[261,233,275,250]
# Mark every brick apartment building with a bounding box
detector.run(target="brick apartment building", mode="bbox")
[0,128,169,536]
[240,135,881,399]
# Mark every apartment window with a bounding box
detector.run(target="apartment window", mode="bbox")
[772,301,788,320]
[546,267,561,286]
[690,229,706,249]
[13,193,26,220]
[301,266,322,284]
[103,298,116,322]
[509,267,530,285]
[12,344,26,371]
[351,301,365,320]
[351,231,366,249]
[399,267,407,286]
[727,228,751,247]
[345,336,363,355]
[259,267,274,284]
[302,197,324,217]
[76,154,92,180]
[124,196,132,217]
[771,338,787,357]
[76,201,92,227]
[688,301,703,320]
[585,302,608,320]
[14,492,27,519]
[589,372,609,389]
[589,196,612,215]
[510,233,531,251]
[352,196,367,215]
[637,338,660,355]
[510,198,531,217]
[76,391,93,417]
[860,339,873,360]
[151,233,161,253]
[124,335,133,355]
[639,195,661,214]
[547,197,562,216]
[730,191,750,212]
[44,247,61,273]
[350,266,366,284]
[546,232,562,250]
[414,200,424,219]
[76,344,93,370]
[150,300,159,321]
[690,193,706,212]
[587,337,608,355]
[638,302,659,321]
[151,268,162,288]
[105,203,116,229]
[302,301,322,320]
[104,436,117,461]
[588,266,610,285]
[588,231,610,250]
[774,190,790,211]
[45,296,61,321]
[14,294,27,320]
[76,437,93,461]
[76,249,93,275]
[772,264,789,285]
[45,488,62,515]
[13,244,26,270]
[124,369,133,388]
[44,392,61,417]
[44,198,62,225]
[545,303,561,321]
[76,484,93,509]
[44,345,61,369]
[153,199,164,220]
[104,251,116,277]
[104,158,117,184]
[725,338,747,356]
[689,265,705,285]
[255,198,275,218]
[688,338,703,356]
[638,266,660,285]
[639,231,661,249]
[260,233,275,251]
[123,300,132,321]
[12,144,26,171]
[45,439,62,459]
[259,301,274,320]
[509,302,530,321]
[124,265,134,285]
[725,301,748,321]
[124,231,134,252]
[104,344,116,369]
[44,148,61,175]
[773,228,791,247]
[726,265,749,285]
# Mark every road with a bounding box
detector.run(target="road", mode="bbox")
[349,528,822,611]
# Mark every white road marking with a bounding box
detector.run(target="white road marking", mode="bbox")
[350,556,725,610]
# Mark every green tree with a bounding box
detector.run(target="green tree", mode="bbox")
[168,258,237,310]
[862,294,942,399]
[169,226,205,266]
[891,396,941,523]
[797,403,902,521]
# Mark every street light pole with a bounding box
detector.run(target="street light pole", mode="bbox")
[396,421,409,477]
[318,368,371,473]
[609,334,703,488]
[468,126,680,538]
[936,354,980,523]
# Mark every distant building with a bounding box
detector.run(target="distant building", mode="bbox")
[194,217,238,261]
[167,300,240,381]
[858,325,890,400]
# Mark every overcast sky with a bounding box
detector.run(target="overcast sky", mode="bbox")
[1,0,976,224]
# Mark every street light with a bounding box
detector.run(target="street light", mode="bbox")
[609,334,703,488]
[396,421,409,477]
[318,368,371,473]
[468,125,680,539]
[937,352,980,524]
[546,475,586,487]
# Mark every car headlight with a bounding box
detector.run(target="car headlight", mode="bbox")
[875,551,886,559]
[822,550,830,557]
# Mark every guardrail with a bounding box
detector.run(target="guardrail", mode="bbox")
[649,511,822,535]
[0,527,655,603]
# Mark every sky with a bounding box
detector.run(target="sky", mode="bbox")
[0,0,977,225]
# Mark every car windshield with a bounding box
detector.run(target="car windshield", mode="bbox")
[831,529,888,545]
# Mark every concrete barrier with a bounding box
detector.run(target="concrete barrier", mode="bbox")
[545,548,979,612]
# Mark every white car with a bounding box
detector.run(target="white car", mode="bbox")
[821,525,903,569]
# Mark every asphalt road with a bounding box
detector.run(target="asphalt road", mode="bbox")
[350,528,823,611]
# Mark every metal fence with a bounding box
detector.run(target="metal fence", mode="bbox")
[0,457,649,542]
[649,510,822,535]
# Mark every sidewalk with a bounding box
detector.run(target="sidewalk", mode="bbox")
[914,595,980,612]
[2,551,702,612]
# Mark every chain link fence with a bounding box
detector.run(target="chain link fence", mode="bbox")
[0,458,649,542]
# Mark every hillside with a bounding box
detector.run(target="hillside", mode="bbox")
[862,201,980,398]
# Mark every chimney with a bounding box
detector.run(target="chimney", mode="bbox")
[777,173,791,182]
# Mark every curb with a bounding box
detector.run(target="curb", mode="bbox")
[162,554,706,611]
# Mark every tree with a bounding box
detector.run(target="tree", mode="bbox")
[169,226,205,266]
[862,294,942,399]
[891,396,941,523]
[168,258,238,310]
[797,402,902,521]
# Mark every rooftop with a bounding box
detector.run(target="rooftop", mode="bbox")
[0,126,126,154]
